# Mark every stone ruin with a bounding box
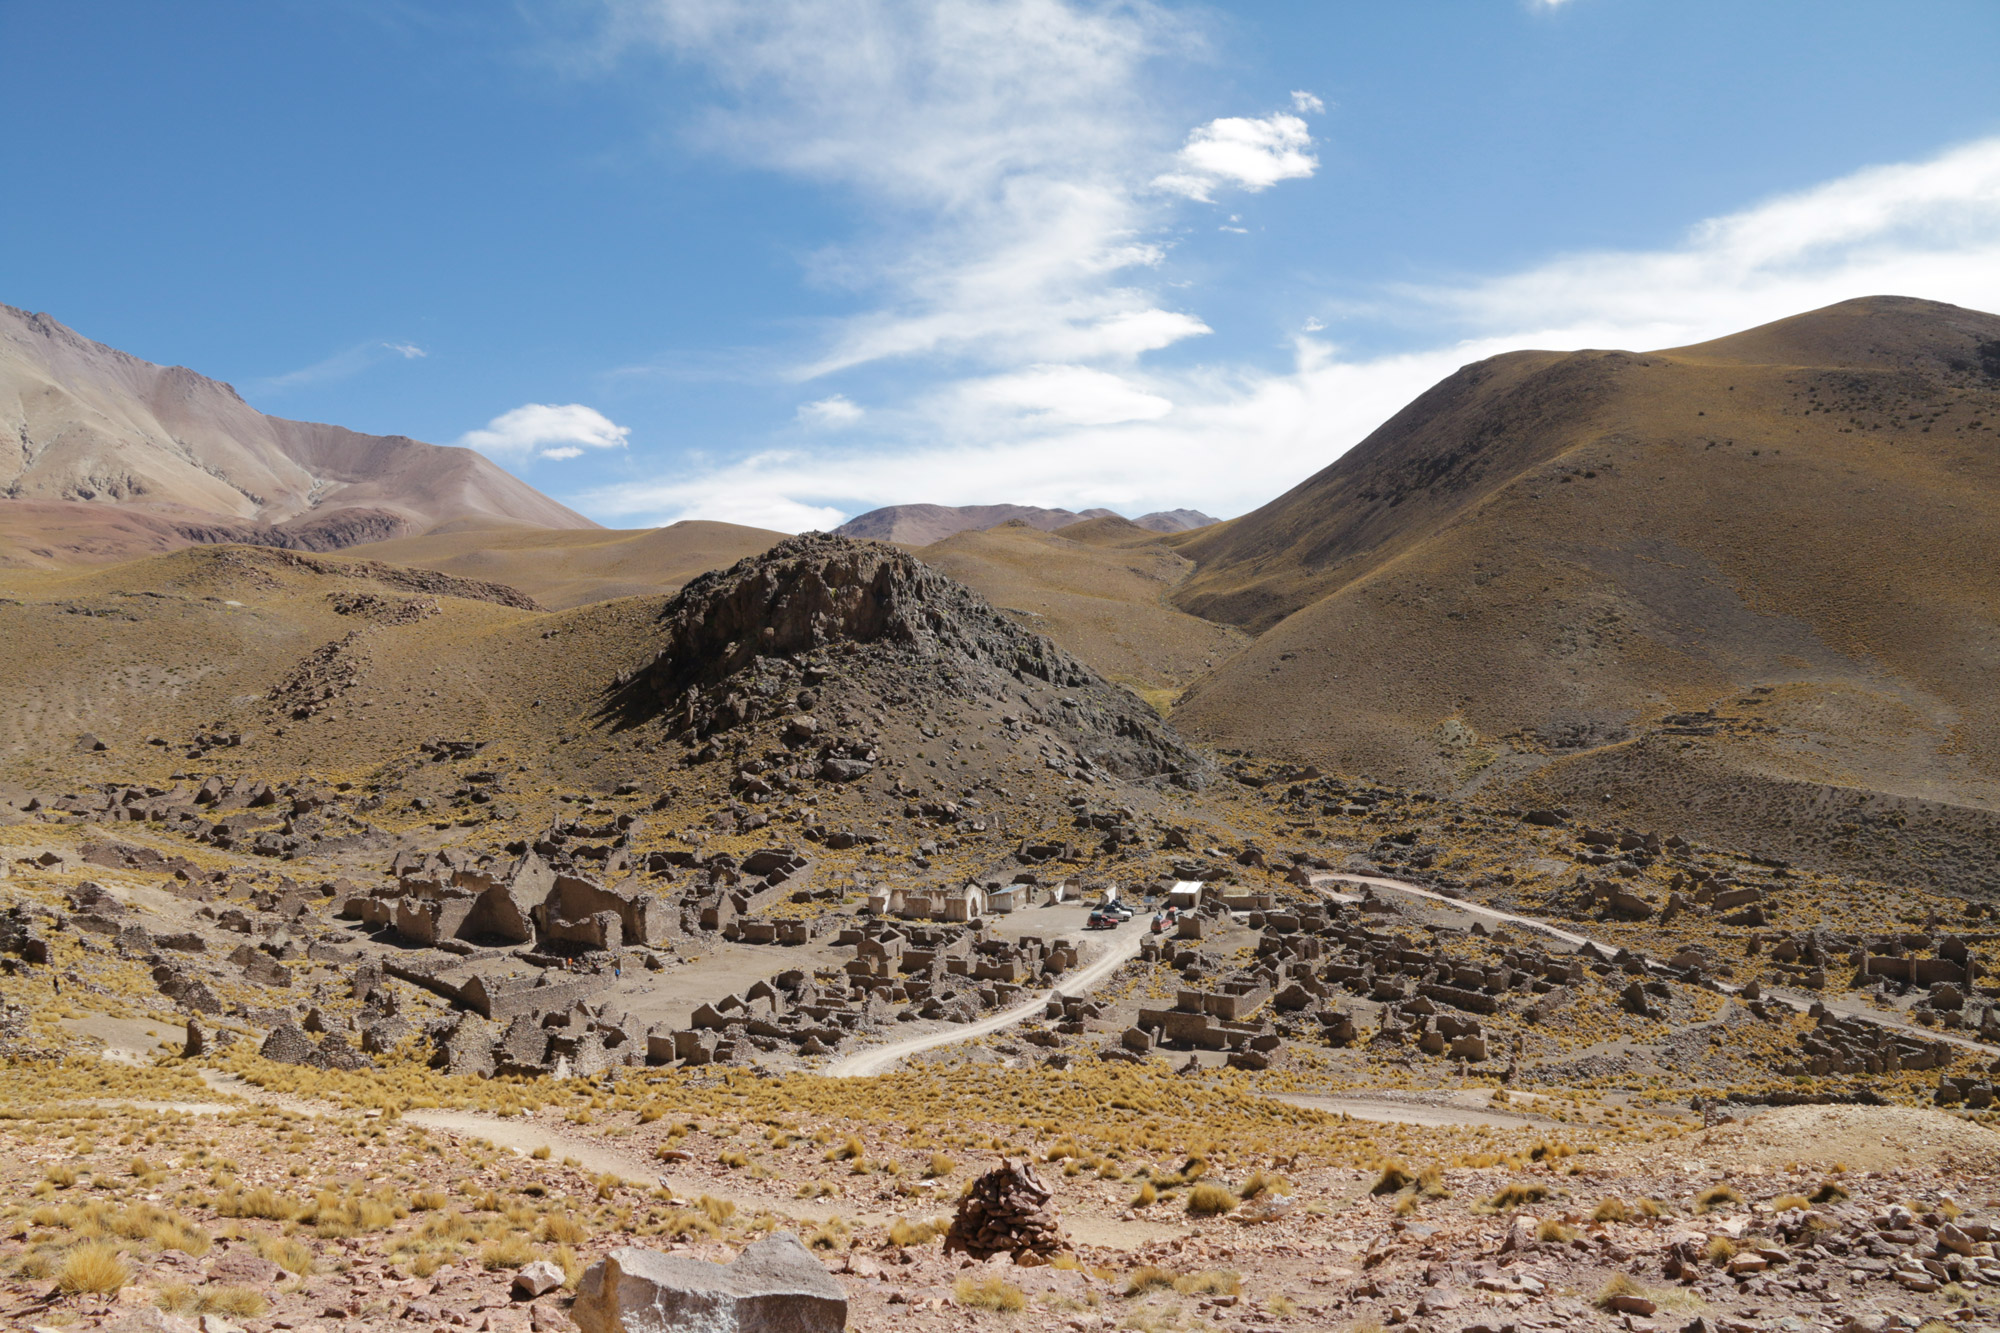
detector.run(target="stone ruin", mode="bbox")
[644,920,1081,1069]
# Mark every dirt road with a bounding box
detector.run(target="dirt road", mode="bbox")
[825,916,1150,1078]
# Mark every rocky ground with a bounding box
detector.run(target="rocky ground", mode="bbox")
[3,537,1998,1332]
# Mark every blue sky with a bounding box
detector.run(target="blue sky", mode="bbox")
[8,1,2000,531]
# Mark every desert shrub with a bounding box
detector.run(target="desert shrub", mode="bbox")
[1125,1265,1178,1296]
[1416,1165,1449,1198]
[1809,1181,1848,1204]
[1593,1197,1632,1223]
[953,1274,1026,1312]
[1771,1193,1810,1212]
[1537,1219,1576,1243]
[1705,1236,1738,1265]
[1186,1183,1237,1216]
[827,1135,864,1162]
[44,1164,79,1189]
[924,1153,957,1179]
[1131,1181,1157,1208]
[259,1235,315,1276]
[1638,1197,1670,1218]
[58,1242,128,1295]
[411,1190,449,1212]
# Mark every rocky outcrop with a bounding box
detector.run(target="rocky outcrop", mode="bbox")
[630,533,1203,784]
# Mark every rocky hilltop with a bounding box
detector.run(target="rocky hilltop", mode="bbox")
[632,533,1203,785]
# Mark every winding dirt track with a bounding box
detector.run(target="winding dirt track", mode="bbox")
[824,917,1151,1078]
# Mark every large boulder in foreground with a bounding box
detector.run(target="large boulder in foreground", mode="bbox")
[571,1235,846,1333]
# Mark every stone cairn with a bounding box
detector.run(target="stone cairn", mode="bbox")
[944,1159,1065,1260]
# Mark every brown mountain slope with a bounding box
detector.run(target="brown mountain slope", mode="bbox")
[0,304,597,548]
[834,502,1218,545]
[343,520,787,610]
[1171,296,2000,886]
[913,519,1246,710]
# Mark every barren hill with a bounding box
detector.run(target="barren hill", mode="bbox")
[1172,296,2000,885]
[835,502,1216,545]
[0,303,596,558]
[914,519,1245,712]
[344,520,787,610]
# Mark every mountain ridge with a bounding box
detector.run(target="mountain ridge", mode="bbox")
[0,303,597,556]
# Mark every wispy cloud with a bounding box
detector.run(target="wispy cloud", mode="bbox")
[252,340,428,393]
[459,403,631,460]
[796,394,863,428]
[601,0,1290,378]
[578,133,2000,530]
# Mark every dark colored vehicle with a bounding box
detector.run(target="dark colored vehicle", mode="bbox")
[1086,908,1118,930]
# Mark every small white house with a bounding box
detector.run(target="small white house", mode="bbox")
[1166,880,1204,911]
[988,885,1026,914]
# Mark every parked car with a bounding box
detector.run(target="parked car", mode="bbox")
[1150,906,1179,934]
[1086,908,1118,930]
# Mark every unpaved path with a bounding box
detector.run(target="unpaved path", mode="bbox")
[1309,871,2000,1060]
[1272,1092,1540,1129]
[825,917,1150,1078]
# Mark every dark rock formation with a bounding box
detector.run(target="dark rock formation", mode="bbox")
[629,533,1204,785]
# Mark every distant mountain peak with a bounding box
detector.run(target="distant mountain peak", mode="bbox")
[834,502,1217,545]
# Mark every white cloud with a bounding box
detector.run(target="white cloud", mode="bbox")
[581,135,2000,531]
[797,394,864,427]
[1290,90,1324,114]
[459,403,632,460]
[602,1,1285,375]
[959,364,1172,426]
[1155,112,1317,202]
[384,342,427,359]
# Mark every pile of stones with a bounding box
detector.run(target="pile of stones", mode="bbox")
[944,1159,1065,1260]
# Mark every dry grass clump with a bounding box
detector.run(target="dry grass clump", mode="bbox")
[212,1184,298,1222]
[1369,1163,1412,1195]
[538,1212,590,1245]
[479,1234,538,1270]
[1771,1193,1810,1212]
[258,1234,316,1276]
[1536,1218,1577,1243]
[1594,1273,1658,1310]
[1483,1182,1549,1211]
[1592,1197,1632,1223]
[1186,1182,1237,1216]
[888,1216,945,1247]
[1238,1169,1289,1200]
[1125,1265,1178,1296]
[1173,1270,1241,1296]
[953,1273,1026,1312]
[1705,1236,1738,1265]
[1694,1184,1743,1214]
[924,1153,957,1179]
[1809,1181,1849,1204]
[57,1242,129,1295]
[1130,1180,1158,1208]
[158,1283,269,1318]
